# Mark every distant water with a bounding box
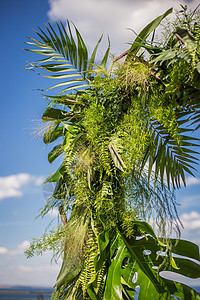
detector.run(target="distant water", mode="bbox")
[0,286,53,300]
[0,285,199,299]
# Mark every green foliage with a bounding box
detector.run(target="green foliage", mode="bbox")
[25,226,65,262]
[26,7,200,300]
[25,22,110,94]
[57,220,200,299]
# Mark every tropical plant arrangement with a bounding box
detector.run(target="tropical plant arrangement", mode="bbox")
[25,5,200,300]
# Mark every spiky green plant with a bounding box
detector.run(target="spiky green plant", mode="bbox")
[25,6,200,300]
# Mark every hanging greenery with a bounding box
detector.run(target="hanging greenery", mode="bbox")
[25,5,200,299]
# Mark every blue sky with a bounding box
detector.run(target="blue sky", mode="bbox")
[0,0,200,288]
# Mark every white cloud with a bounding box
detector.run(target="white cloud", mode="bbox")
[47,208,59,218]
[185,176,200,187]
[180,211,200,231]
[21,263,60,273]
[14,263,60,273]
[0,247,8,255]
[0,261,61,286]
[0,240,30,256]
[34,176,44,186]
[0,173,44,201]
[47,0,200,55]
[16,240,30,252]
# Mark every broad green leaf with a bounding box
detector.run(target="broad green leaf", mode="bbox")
[173,257,200,278]
[131,221,157,239]
[44,166,62,183]
[95,229,112,271]
[127,8,173,59]
[173,282,200,300]
[170,239,200,261]
[48,144,64,163]
[42,107,70,122]
[104,236,129,300]
[120,234,167,294]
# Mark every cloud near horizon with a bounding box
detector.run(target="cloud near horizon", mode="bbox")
[0,241,61,286]
[0,260,60,287]
[0,173,44,201]
[0,240,30,256]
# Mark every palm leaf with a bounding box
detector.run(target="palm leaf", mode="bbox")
[100,36,110,68]
[126,8,173,60]
[25,21,110,94]
[140,115,200,189]
[88,34,103,80]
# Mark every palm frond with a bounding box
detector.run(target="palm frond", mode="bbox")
[140,117,199,189]
[25,21,110,94]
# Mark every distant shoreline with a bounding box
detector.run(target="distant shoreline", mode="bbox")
[0,286,53,299]
[0,285,53,289]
